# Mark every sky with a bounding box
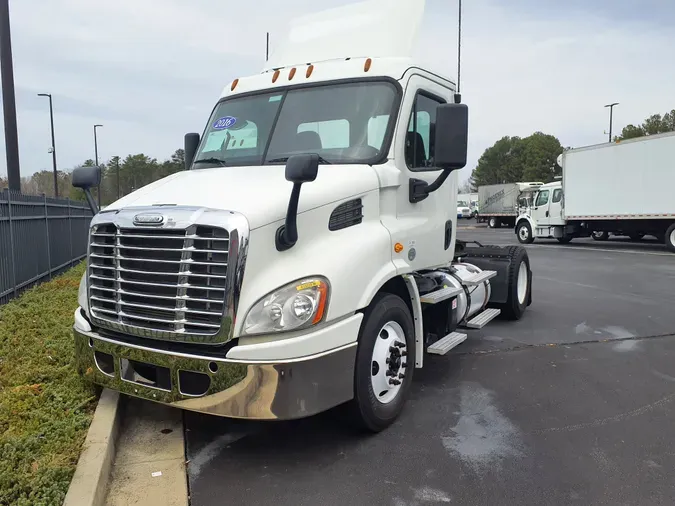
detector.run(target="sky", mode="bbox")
[1,0,674,185]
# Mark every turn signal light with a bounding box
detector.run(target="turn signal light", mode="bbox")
[394,243,404,253]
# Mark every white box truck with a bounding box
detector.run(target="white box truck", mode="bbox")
[515,131,675,252]
[69,0,534,432]
[476,182,543,228]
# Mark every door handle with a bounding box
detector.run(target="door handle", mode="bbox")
[546,211,549,217]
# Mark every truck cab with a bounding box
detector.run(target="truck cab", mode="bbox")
[70,0,534,432]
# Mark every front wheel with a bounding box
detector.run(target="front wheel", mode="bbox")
[516,221,534,244]
[349,293,415,432]
[488,217,501,229]
[592,231,609,241]
[665,223,675,253]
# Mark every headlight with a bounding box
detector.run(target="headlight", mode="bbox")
[242,278,329,335]
[78,273,89,315]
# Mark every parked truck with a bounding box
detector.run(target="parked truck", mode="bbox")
[70,0,534,432]
[476,182,543,228]
[515,132,675,252]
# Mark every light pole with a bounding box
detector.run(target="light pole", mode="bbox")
[94,124,103,205]
[1,0,21,192]
[38,93,58,197]
[605,102,619,142]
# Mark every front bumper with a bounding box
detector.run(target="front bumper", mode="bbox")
[74,326,357,420]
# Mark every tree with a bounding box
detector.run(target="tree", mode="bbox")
[471,133,563,186]
[617,109,675,141]
[520,132,563,182]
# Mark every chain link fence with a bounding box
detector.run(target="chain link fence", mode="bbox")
[0,189,92,304]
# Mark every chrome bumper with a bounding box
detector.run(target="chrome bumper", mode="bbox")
[74,328,356,420]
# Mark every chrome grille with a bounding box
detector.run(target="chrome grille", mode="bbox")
[88,221,234,342]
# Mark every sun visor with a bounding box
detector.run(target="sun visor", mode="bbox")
[263,0,426,71]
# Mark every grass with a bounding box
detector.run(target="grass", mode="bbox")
[0,262,99,506]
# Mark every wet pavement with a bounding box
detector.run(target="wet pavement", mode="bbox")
[184,223,675,506]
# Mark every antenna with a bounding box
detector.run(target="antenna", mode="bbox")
[454,0,462,104]
[266,32,270,62]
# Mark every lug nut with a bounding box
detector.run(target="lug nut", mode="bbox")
[395,342,405,348]
[401,351,408,357]
[386,370,395,377]
[401,362,407,368]
[385,358,390,364]
[399,373,406,379]
[389,379,402,386]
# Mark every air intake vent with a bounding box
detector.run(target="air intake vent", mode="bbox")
[329,199,363,231]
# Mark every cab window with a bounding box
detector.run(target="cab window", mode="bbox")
[406,92,445,169]
[536,190,550,207]
[552,189,562,203]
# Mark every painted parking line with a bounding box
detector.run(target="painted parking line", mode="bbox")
[526,243,674,257]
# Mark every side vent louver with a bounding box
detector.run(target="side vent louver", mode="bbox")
[329,198,363,231]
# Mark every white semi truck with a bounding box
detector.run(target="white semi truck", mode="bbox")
[515,132,675,252]
[476,182,543,228]
[70,0,534,432]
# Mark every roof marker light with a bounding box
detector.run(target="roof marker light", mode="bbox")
[364,58,372,72]
[230,79,239,91]
[272,70,280,83]
[289,67,297,80]
[306,64,314,78]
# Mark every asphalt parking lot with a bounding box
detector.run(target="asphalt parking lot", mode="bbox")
[184,221,675,506]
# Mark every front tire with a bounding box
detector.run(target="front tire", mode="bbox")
[488,217,501,229]
[349,293,415,432]
[665,223,675,253]
[592,231,609,241]
[497,246,531,320]
[516,221,534,244]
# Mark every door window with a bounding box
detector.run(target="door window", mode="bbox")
[535,190,550,207]
[406,92,445,169]
[552,189,562,203]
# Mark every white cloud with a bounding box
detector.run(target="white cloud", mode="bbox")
[1,0,673,183]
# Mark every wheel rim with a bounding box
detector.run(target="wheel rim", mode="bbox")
[489,218,495,227]
[517,261,528,304]
[370,321,407,405]
[518,225,529,241]
[670,229,675,247]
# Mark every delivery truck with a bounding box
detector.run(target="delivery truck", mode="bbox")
[515,131,675,252]
[69,0,534,432]
[476,182,543,228]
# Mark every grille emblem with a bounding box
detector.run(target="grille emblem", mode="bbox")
[133,213,164,226]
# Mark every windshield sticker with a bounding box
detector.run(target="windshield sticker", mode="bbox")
[213,116,237,130]
[269,95,282,102]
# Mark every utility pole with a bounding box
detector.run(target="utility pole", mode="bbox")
[94,124,103,206]
[605,102,619,142]
[454,0,462,104]
[0,0,20,192]
[38,93,58,197]
[116,157,120,200]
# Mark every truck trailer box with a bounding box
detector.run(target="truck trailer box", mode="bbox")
[562,132,675,220]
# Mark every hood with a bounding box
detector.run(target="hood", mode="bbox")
[104,165,380,229]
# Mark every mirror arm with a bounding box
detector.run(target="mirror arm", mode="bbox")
[408,169,451,203]
[275,183,303,251]
[83,189,99,215]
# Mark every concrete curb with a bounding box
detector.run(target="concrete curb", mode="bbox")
[63,389,123,506]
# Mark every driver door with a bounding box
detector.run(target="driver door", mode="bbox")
[532,189,551,226]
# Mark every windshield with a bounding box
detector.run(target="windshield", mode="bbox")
[192,81,399,168]
[457,201,468,207]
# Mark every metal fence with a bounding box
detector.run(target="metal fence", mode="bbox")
[0,189,92,305]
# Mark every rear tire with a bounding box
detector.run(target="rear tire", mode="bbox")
[349,293,415,432]
[497,246,531,320]
[592,231,609,241]
[665,223,675,253]
[488,217,500,229]
[516,221,534,244]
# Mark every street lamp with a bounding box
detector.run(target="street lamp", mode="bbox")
[37,93,58,197]
[94,124,103,206]
[604,102,619,142]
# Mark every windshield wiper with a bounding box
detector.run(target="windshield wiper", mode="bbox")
[267,155,332,165]
[193,157,227,167]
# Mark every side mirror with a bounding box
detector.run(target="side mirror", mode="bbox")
[285,153,319,183]
[72,166,102,214]
[276,154,320,251]
[72,165,101,189]
[185,133,200,170]
[434,103,468,170]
